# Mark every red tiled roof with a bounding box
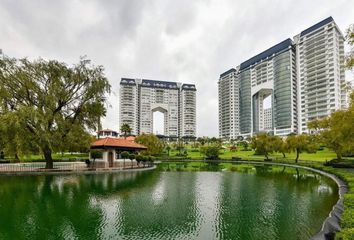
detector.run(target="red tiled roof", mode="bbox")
[91,137,147,149]
[125,136,136,141]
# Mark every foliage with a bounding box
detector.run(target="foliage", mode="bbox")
[135,155,144,165]
[165,145,171,156]
[273,136,288,158]
[135,133,164,156]
[173,140,185,154]
[90,149,103,160]
[120,123,132,138]
[345,24,354,70]
[120,151,129,159]
[250,133,278,160]
[129,154,135,160]
[191,141,200,149]
[239,140,250,151]
[286,134,317,163]
[200,144,221,160]
[0,56,111,168]
[0,112,40,160]
[196,137,208,146]
[308,92,354,161]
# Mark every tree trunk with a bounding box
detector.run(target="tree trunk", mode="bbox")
[295,150,299,163]
[336,151,342,161]
[43,144,53,169]
[282,152,286,158]
[14,153,20,163]
[265,152,269,160]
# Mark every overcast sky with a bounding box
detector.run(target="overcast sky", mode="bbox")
[0,0,353,137]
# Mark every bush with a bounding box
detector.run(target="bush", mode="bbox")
[90,150,102,159]
[121,151,130,159]
[135,155,144,165]
[200,144,221,160]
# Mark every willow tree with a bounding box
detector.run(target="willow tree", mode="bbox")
[0,56,111,168]
[286,134,317,163]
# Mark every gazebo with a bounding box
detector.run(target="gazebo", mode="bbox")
[90,137,147,168]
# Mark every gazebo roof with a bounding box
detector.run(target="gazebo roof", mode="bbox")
[91,137,147,150]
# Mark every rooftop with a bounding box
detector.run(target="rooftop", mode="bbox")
[91,137,147,149]
[120,78,136,85]
[300,16,334,37]
[240,38,293,71]
[220,68,236,78]
[141,79,179,89]
[181,84,196,90]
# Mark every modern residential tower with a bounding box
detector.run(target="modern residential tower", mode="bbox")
[218,17,348,139]
[120,78,196,139]
[218,68,240,140]
[294,17,346,133]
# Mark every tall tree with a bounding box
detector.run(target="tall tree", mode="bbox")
[273,136,288,158]
[286,134,317,163]
[120,123,132,139]
[135,134,164,156]
[308,93,354,161]
[0,56,111,168]
[250,133,277,161]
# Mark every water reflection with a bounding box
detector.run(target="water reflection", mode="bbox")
[0,167,338,240]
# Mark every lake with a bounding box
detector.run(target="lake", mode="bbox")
[0,165,338,239]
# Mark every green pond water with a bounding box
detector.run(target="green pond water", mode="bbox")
[0,166,338,240]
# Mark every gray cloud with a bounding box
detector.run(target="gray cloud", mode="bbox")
[0,0,353,136]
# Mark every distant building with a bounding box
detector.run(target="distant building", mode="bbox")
[97,129,118,139]
[218,16,349,139]
[120,78,196,139]
[218,68,240,140]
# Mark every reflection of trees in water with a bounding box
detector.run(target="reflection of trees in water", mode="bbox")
[0,171,158,239]
[217,168,338,240]
[0,169,338,239]
[115,172,199,239]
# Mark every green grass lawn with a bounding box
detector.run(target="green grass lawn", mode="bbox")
[14,153,89,162]
[6,144,349,164]
[169,147,339,162]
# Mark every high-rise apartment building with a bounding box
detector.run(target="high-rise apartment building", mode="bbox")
[218,68,240,139]
[294,17,346,133]
[218,17,348,139]
[120,78,196,139]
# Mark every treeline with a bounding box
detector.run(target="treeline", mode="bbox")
[251,91,354,162]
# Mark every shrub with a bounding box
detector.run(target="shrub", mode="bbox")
[120,151,130,159]
[90,150,103,159]
[200,144,221,160]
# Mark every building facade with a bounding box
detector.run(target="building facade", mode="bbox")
[218,17,348,139]
[294,17,346,133]
[218,68,240,140]
[120,78,196,139]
